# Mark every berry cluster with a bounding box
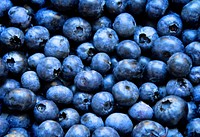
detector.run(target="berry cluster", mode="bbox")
[0,0,200,137]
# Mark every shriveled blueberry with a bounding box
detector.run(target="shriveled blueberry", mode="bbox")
[91,91,114,116]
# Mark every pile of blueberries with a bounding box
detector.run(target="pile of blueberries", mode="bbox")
[0,0,200,136]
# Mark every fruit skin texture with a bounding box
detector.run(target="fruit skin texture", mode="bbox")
[105,113,133,135]
[131,120,167,137]
[3,88,36,111]
[112,80,139,106]
[0,0,13,18]
[36,120,64,137]
[182,29,198,45]
[186,118,200,137]
[0,118,10,137]
[153,95,188,127]
[92,126,120,137]
[167,52,192,78]
[65,124,90,137]
[113,13,136,38]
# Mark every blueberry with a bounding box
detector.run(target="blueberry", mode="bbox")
[25,26,50,50]
[8,6,31,29]
[153,95,187,127]
[152,36,184,62]
[62,55,84,81]
[3,88,36,111]
[5,128,29,137]
[21,71,40,93]
[91,91,114,116]
[93,27,119,53]
[166,128,183,137]
[187,101,197,121]
[138,56,151,70]
[181,0,200,27]
[113,13,136,38]
[46,85,73,105]
[0,79,20,101]
[6,113,30,128]
[157,13,183,36]
[188,66,200,84]
[92,16,112,32]
[139,82,159,104]
[134,26,159,52]
[74,70,103,93]
[34,100,59,123]
[76,42,96,63]
[78,0,105,19]
[193,84,200,103]
[65,124,90,137]
[35,8,66,33]
[90,52,111,75]
[63,17,92,43]
[92,126,120,137]
[166,78,193,99]
[27,53,45,68]
[102,74,116,92]
[167,52,192,78]
[36,57,62,82]
[0,118,9,137]
[105,0,127,15]
[0,57,8,82]
[145,0,169,19]
[105,113,133,135]
[3,51,27,75]
[80,112,104,132]
[182,29,198,45]
[0,27,24,49]
[116,40,141,59]
[44,35,70,59]
[131,120,167,137]
[112,80,139,106]
[50,0,78,12]
[185,41,200,66]
[128,101,153,122]
[73,92,92,112]
[126,0,146,16]
[145,60,167,83]
[113,59,144,81]
[186,118,200,137]
[58,108,80,130]
[36,120,64,137]
[0,0,13,18]
[30,0,46,8]
[0,24,6,34]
